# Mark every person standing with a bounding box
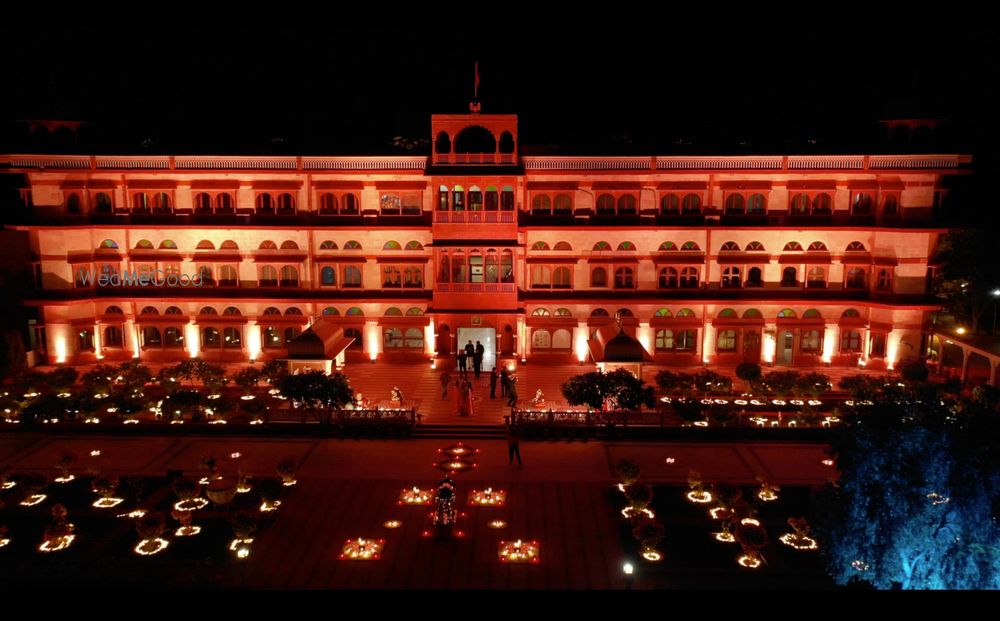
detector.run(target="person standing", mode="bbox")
[465,380,475,417]
[457,351,467,378]
[455,379,469,416]
[506,372,518,407]
[499,366,509,398]
[464,340,475,359]
[506,424,522,466]
[473,341,485,379]
[489,367,498,399]
[440,370,452,398]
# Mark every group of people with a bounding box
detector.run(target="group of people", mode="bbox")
[456,340,486,379]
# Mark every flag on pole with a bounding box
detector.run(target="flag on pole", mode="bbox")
[474,62,480,100]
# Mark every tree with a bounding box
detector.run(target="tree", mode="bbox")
[561,369,655,411]
[735,363,762,391]
[932,230,1000,333]
[0,329,27,381]
[758,370,801,395]
[277,371,353,423]
[900,361,930,383]
[818,385,1000,589]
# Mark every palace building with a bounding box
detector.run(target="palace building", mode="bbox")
[1,110,970,372]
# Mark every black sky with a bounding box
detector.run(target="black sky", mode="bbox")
[1,25,998,157]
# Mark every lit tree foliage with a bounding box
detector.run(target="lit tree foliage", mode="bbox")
[933,230,1000,333]
[819,383,1000,589]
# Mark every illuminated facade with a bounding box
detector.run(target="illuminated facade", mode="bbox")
[2,112,969,371]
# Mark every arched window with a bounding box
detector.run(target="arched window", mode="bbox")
[382,240,402,251]
[553,241,572,251]
[852,193,872,214]
[617,194,637,214]
[614,267,634,289]
[679,268,699,288]
[531,241,550,251]
[717,330,737,352]
[532,308,550,316]
[77,329,94,351]
[553,194,572,214]
[165,306,183,315]
[596,194,615,214]
[661,194,680,214]
[840,330,862,352]
[320,193,338,214]
[742,309,763,319]
[279,240,299,250]
[532,329,552,350]
[343,266,362,288]
[94,192,112,213]
[452,185,465,211]
[140,306,158,315]
[385,307,403,316]
[531,266,551,288]
[259,265,278,286]
[64,191,85,214]
[554,308,572,317]
[142,326,163,347]
[195,192,212,213]
[680,241,700,251]
[745,241,765,251]
[484,252,498,284]
[259,240,278,250]
[105,305,124,315]
[841,308,861,319]
[655,329,674,350]
[783,241,803,252]
[132,192,150,212]
[777,309,797,318]
[220,240,239,250]
[196,240,215,250]
[724,194,745,213]
[591,267,608,288]
[164,327,183,348]
[199,306,218,316]
[216,194,233,211]
[321,266,336,286]
[343,240,362,250]
[319,240,338,250]
[876,268,892,291]
[658,241,677,251]
[676,308,696,318]
[658,267,678,289]
[552,267,571,289]
[342,194,359,214]
[790,193,810,214]
[746,267,763,287]
[720,241,740,252]
[380,193,401,215]
[883,194,899,216]
[801,329,822,352]
[592,241,611,251]
[223,327,242,348]
[277,193,295,213]
[532,195,552,214]
[218,265,237,286]
[383,266,401,287]
[322,307,340,316]
[807,267,826,288]
[255,194,274,213]
[781,267,797,287]
[591,308,610,317]
[681,194,701,213]
[404,328,424,349]
[551,329,572,349]
[807,241,828,252]
[346,307,364,316]
[747,194,766,214]
[812,193,832,213]
[435,131,451,154]
[616,309,634,317]
[501,250,514,283]
[405,241,424,251]
[152,192,172,213]
[406,307,424,316]
[654,308,672,318]
[616,241,636,251]
[484,186,499,211]
[103,326,123,347]
[262,326,281,348]
[263,307,281,316]
[223,307,241,317]
[722,266,741,288]
[846,267,866,288]
[134,239,154,250]
[99,239,119,250]
[846,241,866,252]
[450,251,466,283]
[802,309,822,319]
[717,308,738,318]
[159,240,177,250]
[501,186,515,211]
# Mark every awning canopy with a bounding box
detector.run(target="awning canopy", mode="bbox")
[285,318,355,360]
[587,325,653,363]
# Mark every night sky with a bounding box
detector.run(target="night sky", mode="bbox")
[1,25,997,157]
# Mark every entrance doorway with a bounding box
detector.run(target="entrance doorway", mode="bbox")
[779,330,794,365]
[742,330,761,364]
[457,327,496,371]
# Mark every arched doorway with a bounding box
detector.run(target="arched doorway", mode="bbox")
[500,324,514,355]
[437,323,451,355]
[742,329,761,364]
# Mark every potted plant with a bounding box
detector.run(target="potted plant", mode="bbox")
[614,459,641,486]
[276,459,298,486]
[632,519,665,559]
